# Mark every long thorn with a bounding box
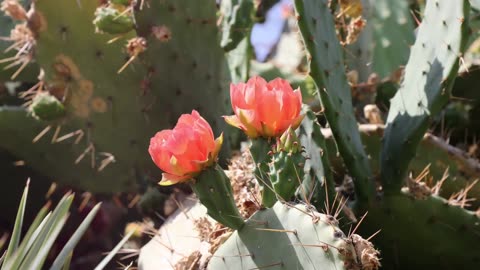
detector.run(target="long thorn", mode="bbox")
[366,229,382,241]
[351,211,368,236]
[33,125,52,143]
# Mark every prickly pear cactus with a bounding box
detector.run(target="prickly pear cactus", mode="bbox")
[359,193,480,269]
[208,202,379,270]
[369,0,415,78]
[0,0,38,81]
[133,0,231,134]
[348,0,414,80]
[0,0,232,192]
[294,0,375,203]
[296,108,335,208]
[380,0,470,193]
[269,127,306,201]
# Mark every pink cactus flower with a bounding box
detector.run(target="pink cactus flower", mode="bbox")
[224,76,304,138]
[148,110,223,185]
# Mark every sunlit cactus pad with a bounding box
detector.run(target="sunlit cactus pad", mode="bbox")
[209,202,378,270]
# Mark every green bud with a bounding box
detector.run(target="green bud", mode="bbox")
[29,92,65,121]
[93,6,134,34]
[277,127,301,153]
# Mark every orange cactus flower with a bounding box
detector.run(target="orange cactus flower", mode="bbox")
[148,110,223,186]
[224,76,304,138]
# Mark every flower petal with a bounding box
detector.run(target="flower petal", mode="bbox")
[159,173,191,186]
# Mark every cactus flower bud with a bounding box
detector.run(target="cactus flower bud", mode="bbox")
[93,6,134,34]
[277,126,301,153]
[29,92,65,121]
[224,76,304,138]
[148,110,223,186]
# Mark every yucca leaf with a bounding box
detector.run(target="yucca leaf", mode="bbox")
[18,195,73,270]
[21,201,51,247]
[49,203,102,270]
[27,215,69,270]
[61,252,72,270]
[1,180,29,269]
[2,213,52,270]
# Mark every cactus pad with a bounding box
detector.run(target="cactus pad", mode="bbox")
[380,0,470,193]
[208,202,374,270]
[294,0,375,202]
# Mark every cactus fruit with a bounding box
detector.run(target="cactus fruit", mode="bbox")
[208,201,380,270]
[250,138,277,207]
[294,0,375,203]
[380,0,470,193]
[269,127,306,201]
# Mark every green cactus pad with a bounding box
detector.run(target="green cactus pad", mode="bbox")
[0,106,138,192]
[29,92,65,121]
[294,0,375,203]
[0,0,233,193]
[359,193,480,269]
[93,6,134,34]
[369,0,415,78]
[133,0,233,161]
[324,125,480,208]
[191,164,244,230]
[380,0,470,193]
[110,0,131,6]
[219,0,254,52]
[208,202,365,270]
[296,108,335,208]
